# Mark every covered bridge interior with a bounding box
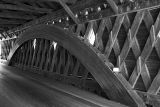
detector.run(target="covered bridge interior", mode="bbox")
[0,0,160,107]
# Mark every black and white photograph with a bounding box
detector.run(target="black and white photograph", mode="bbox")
[0,0,160,107]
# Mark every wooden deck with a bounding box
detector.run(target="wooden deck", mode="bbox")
[0,63,127,107]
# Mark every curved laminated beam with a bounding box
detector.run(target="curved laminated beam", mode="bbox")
[7,25,142,106]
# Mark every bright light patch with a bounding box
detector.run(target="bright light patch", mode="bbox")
[113,67,120,73]
[158,31,160,38]
[52,41,57,50]
[88,28,95,45]
[75,14,78,18]
[85,11,88,15]
[13,34,17,38]
[33,39,36,49]
[66,17,69,21]
[59,19,62,23]
[0,41,1,59]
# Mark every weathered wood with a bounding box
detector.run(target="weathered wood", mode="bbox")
[137,91,160,107]
[7,25,141,106]
[95,19,106,51]
[1,64,129,107]
[11,0,77,4]
[31,39,40,66]
[0,12,36,20]
[105,0,118,13]
[35,39,43,67]
[0,4,51,13]
[115,73,146,107]
[3,0,52,13]
[104,15,124,57]
[49,45,59,72]
[148,69,160,95]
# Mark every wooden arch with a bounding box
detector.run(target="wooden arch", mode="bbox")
[7,25,145,107]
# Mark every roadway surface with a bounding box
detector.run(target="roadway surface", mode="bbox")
[0,64,90,107]
[0,63,128,107]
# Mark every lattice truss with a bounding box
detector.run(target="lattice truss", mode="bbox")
[2,0,160,106]
[69,6,160,99]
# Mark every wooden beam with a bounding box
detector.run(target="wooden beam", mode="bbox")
[13,0,77,4]
[115,73,146,107]
[8,0,102,33]
[105,0,118,13]
[7,25,144,106]
[0,19,25,25]
[58,0,80,24]
[148,69,160,95]
[137,91,160,107]
[0,4,51,13]
[0,24,18,29]
[3,0,52,13]
[0,12,36,20]
[0,33,6,38]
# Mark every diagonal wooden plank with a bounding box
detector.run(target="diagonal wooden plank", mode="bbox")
[141,26,156,63]
[119,61,129,79]
[148,69,160,95]
[104,15,124,57]
[137,90,160,106]
[58,0,80,24]
[129,26,156,89]
[141,64,151,90]
[105,0,118,13]
[155,38,160,58]
[95,19,106,51]
[115,73,146,107]
[132,37,141,59]
[143,10,154,31]
[119,11,145,65]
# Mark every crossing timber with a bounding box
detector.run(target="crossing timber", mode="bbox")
[0,0,160,107]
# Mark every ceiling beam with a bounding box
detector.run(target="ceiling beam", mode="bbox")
[0,24,19,31]
[58,0,80,24]
[0,4,51,13]
[8,0,101,32]
[13,0,77,4]
[0,19,25,25]
[0,12,36,20]
[3,0,52,13]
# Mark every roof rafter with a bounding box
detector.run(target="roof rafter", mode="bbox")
[0,11,36,20]
[13,0,77,4]
[3,0,52,13]
[0,19,25,25]
[0,3,51,13]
